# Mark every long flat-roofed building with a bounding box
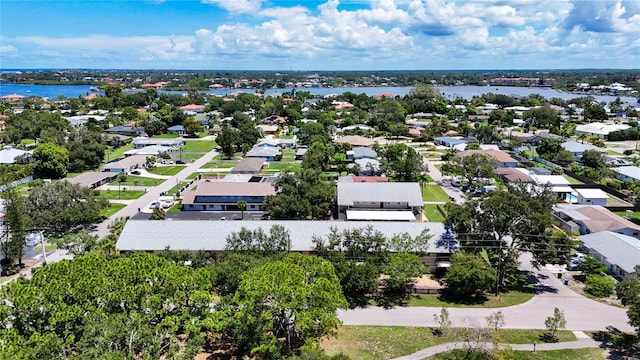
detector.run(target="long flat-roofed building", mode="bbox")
[181,181,276,211]
[116,220,457,271]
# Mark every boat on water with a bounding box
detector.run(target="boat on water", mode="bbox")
[89,86,99,92]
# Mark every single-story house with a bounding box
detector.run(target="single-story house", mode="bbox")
[231,157,266,174]
[179,104,205,114]
[339,124,373,132]
[561,141,606,159]
[295,147,308,160]
[574,188,609,206]
[457,149,520,168]
[257,124,279,135]
[104,125,144,136]
[124,145,172,157]
[578,231,640,280]
[246,146,281,162]
[495,167,533,183]
[181,180,276,211]
[553,204,640,237]
[612,166,640,182]
[337,182,423,221]
[167,125,185,135]
[132,137,185,149]
[434,136,467,148]
[575,122,631,140]
[347,146,377,160]
[529,174,571,198]
[353,158,381,176]
[0,146,33,164]
[115,220,457,272]
[102,155,148,174]
[334,135,375,147]
[67,171,118,189]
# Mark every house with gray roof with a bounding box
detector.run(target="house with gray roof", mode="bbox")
[578,231,640,280]
[561,141,606,159]
[347,146,377,160]
[67,171,118,189]
[181,180,276,211]
[612,166,640,182]
[102,155,147,174]
[0,146,32,164]
[231,157,266,174]
[434,136,466,148]
[337,182,423,221]
[553,204,640,237]
[124,145,172,157]
[132,137,184,149]
[115,220,458,272]
[246,146,281,162]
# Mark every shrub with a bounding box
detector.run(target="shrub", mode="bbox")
[585,274,615,298]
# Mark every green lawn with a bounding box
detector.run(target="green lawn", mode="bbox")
[322,326,576,360]
[167,201,182,213]
[607,150,622,155]
[200,161,237,169]
[177,153,204,159]
[111,176,164,187]
[147,166,185,176]
[165,181,189,196]
[182,140,217,152]
[423,204,446,222]
[186,172,202,180]
[98,190,146,200]
[105,143,133,162]
[99,203,126,217]
[406,289,535,308]
[281,148,296,162]
[422,185,450,202]
[151,133,180,138]
[562,174,583,185]
[266,162,302,172]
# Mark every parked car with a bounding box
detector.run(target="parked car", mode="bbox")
[149,201,160,209]
[131,170,141,175]
[161,200,174,209]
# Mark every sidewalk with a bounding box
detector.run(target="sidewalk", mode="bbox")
[391,331,600,360]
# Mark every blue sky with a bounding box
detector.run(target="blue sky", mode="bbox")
[1,0,639,70]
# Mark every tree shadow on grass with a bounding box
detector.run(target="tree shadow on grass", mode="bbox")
[538,332,559,343]
[592,329,640,357]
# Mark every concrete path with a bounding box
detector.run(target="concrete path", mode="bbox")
[339,252,634,333]
[391,331,600,360]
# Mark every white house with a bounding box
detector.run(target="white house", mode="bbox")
[613,166,640,182]
[560,141,606,159]
[573,188,609,206]
[575,122,630,140]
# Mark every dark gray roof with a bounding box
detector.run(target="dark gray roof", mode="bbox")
[337,182,423,206]
[116,220,451,253]
[352,146,377,159]
[578,231,640,273]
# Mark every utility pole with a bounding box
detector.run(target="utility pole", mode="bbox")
[495,240,503,296]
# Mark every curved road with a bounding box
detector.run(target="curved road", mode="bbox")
[339,252,634,332]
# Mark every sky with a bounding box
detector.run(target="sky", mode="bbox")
[0,0,639,70]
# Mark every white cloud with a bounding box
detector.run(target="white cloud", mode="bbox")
[0,45,18,54]
[201,0,263,14]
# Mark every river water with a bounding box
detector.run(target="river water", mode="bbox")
[0,83,636,105]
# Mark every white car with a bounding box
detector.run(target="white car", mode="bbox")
[149,201,160,209]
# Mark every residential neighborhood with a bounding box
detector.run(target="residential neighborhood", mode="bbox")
[1,73,640,359]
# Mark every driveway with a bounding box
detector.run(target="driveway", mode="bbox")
[338,252,634,332]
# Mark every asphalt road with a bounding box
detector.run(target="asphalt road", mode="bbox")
[339,252,635,332]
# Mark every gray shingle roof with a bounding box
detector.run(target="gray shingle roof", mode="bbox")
[578,231,640,273]
[116,220,452,253]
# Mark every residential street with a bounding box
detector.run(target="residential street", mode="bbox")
[339,252,634,332]
[90,148,219,238]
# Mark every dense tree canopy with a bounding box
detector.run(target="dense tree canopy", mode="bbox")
[33,142,69,179]
[264,170,336,220]
[0,253,215,359]
[25,180,108,235]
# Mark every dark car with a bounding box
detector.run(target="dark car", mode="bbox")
[131,170,141,175]
[176,160,185,164]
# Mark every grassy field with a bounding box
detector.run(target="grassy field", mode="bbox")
[281,148,296,162]
[200,161,237,169]
[99,189,146,200]
[322,326,576,360]
[111,176,164,186]
[422,185,450,202]
[429,348,602,360]
[183,140,217,152]
[406,289,535,308]
[562,174,583,185]
[167,201,182,213]
[151,133,180,138]
[177,153,203,159]
[147,166,185,176]
[186,172,202,180]
[165,181,189,196]
[99,203,126,217]
[423,204,446,222]
[266,162,302,172]
[105,143,133,162]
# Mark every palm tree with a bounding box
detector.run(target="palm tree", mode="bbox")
[577,133,588,144]
[237,200,247,220]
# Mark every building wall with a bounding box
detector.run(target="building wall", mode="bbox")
[576,195,607,206]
